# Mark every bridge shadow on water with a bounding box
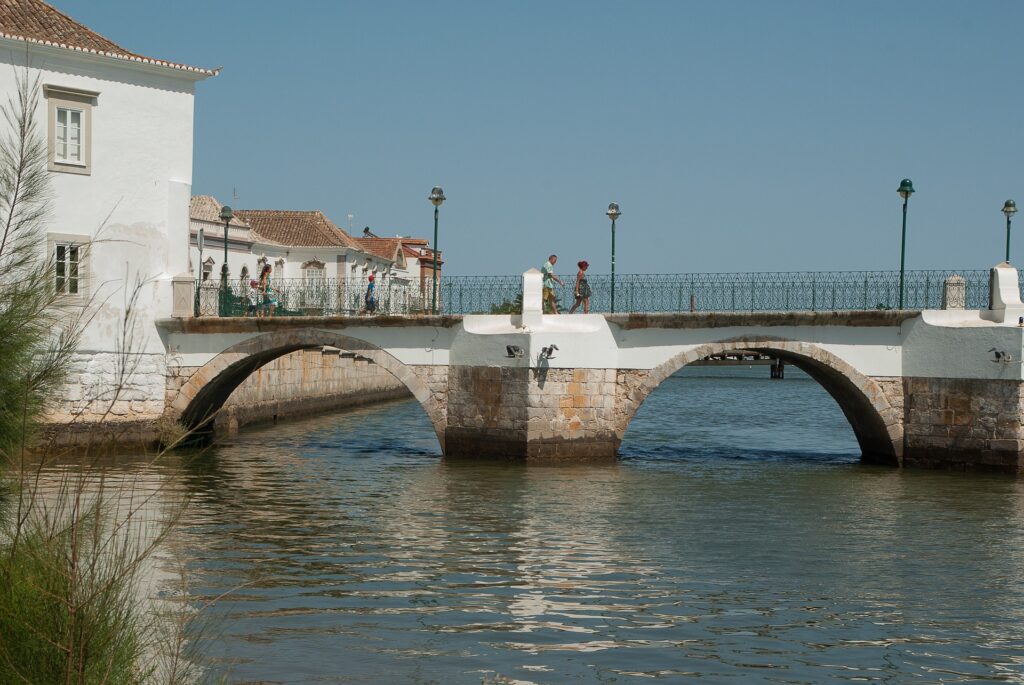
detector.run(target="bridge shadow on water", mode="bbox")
[620,364,863,466]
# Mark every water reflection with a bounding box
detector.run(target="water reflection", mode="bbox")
[26,368,1024,683]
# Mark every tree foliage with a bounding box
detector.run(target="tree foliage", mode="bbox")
[0,72,83,457]
[489,292,523,315]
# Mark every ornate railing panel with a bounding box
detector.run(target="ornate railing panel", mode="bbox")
[193,269,1003,317]
[193,278,429,317]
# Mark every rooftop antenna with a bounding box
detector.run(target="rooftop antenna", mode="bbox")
[232,187,239,206]
[347,214,354,232]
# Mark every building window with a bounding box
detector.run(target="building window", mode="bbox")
[302,259,325,284]
[47,233,89,300]
[239,265,249,287]
[44,85,97,175]
[55,107,83,164]
[55,242,80,294]
[202,257,215,282]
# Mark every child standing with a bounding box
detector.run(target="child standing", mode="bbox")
[246,279,259,316]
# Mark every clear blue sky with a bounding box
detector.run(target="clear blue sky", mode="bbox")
[57,1,1024,275]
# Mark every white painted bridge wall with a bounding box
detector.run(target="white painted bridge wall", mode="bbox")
[161,312,1024,383]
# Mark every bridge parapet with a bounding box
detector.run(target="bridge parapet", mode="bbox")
[170,266,1023,318]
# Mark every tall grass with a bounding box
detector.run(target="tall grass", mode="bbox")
[0,70,205,684]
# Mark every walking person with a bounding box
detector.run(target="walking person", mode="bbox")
[258,264,279,317]
[569,260,592,314]
[364,274,377,314]
[541,254,564,314]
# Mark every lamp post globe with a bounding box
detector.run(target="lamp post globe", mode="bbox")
[1003,199,1017,263]
[219,205,233,316]
[896,179,914,309]
[428,187,445,314]
[606,202,622,313]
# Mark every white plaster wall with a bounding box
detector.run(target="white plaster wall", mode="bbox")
[161,317,902,379]
[161,324,457,368]
[189,220,254,284]
[456,314,905,377]
[612,323,904,376]
[0,41,206,361]
[902,315,1024,380]
[188,240,396,288]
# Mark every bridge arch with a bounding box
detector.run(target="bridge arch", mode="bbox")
[618,338,903,464]
[167,329,446,447]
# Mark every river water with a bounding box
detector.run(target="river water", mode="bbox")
[118,367,1024,681]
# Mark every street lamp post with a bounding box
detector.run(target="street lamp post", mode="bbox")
[1003,200,1017,263]
[197,227,205,278]
[219,205,233,316]
[897,179,914,309]
[428,186,445,315]
[606,202,621,313]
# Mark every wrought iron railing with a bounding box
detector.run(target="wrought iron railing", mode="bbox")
[193,269,1008,317]
[194,278,430,317]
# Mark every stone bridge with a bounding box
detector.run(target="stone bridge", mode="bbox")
[156,265,1024,473]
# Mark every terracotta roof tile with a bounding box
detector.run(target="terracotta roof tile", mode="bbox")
[355,237,403,261]
[0,0,218,75]
[235,210,364,250]
[189,195,250,228]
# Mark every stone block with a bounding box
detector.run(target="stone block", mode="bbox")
[951,411,973,427]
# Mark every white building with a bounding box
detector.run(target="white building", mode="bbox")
[190,196,413,314]
[0,0,216,420]
[355,233,443,313]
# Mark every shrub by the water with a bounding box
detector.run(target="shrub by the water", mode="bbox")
[0,516,149,683]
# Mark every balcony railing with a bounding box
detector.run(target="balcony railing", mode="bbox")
[194,269,1008,317]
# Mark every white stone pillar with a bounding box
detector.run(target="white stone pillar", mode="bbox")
[171,272,194,318]
[521,268,543,329]
[942,274,966,310]
[988,262,1024,323]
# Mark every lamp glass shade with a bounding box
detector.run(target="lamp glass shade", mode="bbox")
[897,179,915,199]
[219,205,233,222]
[1003,199,1018,217]
[429,186,446,207]
[606,202,621,220]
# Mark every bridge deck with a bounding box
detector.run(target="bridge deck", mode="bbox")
[158,309,922,334]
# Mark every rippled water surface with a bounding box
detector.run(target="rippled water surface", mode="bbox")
[118,367,1024,681]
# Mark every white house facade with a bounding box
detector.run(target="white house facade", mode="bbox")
[0,0,216,421]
